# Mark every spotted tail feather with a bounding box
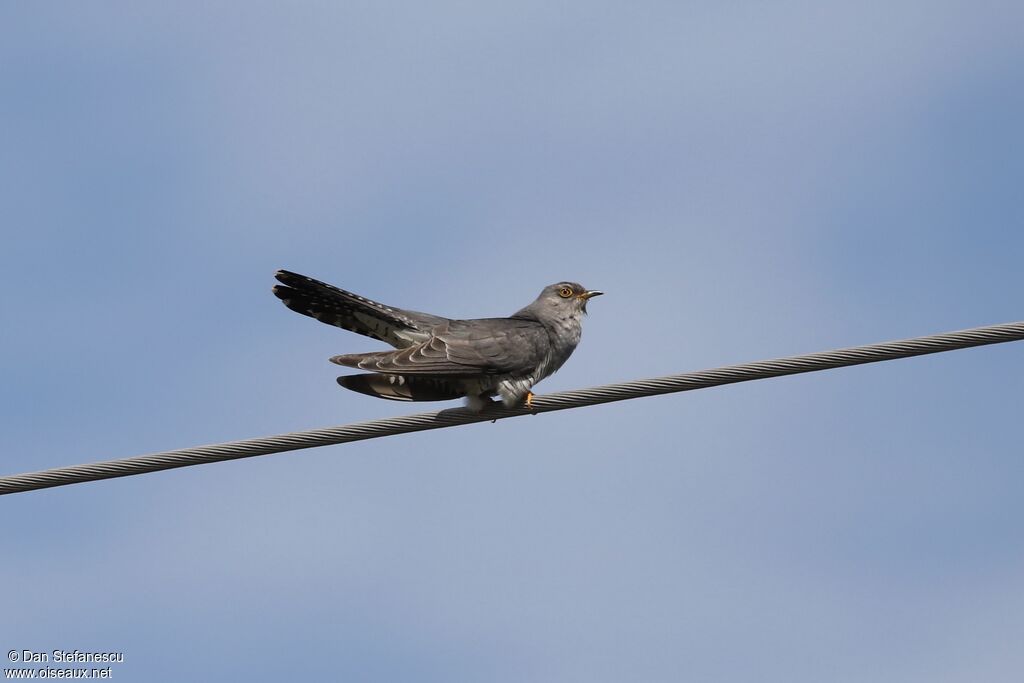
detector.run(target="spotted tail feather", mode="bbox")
[272,270,443,348]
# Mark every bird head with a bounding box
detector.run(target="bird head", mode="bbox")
[536,282,604,315]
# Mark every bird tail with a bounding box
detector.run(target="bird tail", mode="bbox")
[337,373,466,402]
[329,350,393,370]
[272,270,434,348]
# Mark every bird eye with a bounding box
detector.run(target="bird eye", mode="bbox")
[559,286,573,298]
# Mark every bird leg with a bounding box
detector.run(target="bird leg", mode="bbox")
[465,394,496,413]
[525,391,535,410]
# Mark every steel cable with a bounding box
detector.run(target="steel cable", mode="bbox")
[2,320,1022,496]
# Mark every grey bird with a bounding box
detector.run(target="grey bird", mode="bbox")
[272,270,602,411]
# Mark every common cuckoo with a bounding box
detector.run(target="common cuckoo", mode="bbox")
[272,270,602,411]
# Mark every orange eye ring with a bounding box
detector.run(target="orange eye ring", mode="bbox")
[558,287,574,298]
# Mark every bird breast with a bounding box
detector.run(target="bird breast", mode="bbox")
[535,313,583,380]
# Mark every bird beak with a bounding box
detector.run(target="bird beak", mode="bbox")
[580,290,603,300]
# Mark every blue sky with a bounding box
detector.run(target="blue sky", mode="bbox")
[2,2,1023,680]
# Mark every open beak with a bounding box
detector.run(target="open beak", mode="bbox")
[579,290,602,314]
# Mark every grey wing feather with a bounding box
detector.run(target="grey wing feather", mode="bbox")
[337,374,467,401]
[330,318,548,376]
[272,270,446,348]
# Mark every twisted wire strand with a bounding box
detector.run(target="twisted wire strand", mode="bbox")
[3,321,1022,496]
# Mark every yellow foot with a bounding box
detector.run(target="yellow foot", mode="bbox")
[525,391,535,409]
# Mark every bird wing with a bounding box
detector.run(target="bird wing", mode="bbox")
[272,270,446,348]
[336,374,467,401]
[330,317,548,376]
